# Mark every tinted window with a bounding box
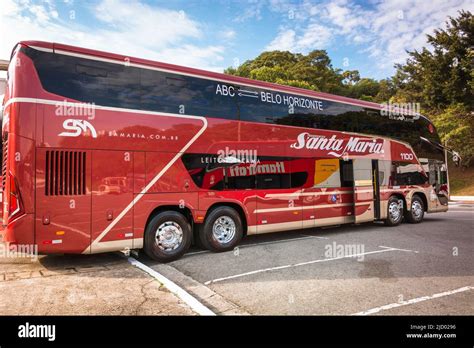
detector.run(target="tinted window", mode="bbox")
[182,154,308,190]
[391,162,428,186]
[340,160,353,187]
[255,157,308,189]
[24,47,239,120]
[26,47,140,109]
[238,87,274,123]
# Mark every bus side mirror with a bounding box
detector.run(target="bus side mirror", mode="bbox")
[452,151,461,167]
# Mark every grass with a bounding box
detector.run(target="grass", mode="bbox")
[449,164,474,196]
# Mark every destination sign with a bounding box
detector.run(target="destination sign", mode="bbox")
[215,83,324,111]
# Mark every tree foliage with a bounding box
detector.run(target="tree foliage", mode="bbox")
[225,10,473,165]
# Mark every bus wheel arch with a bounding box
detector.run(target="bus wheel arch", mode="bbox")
[204,202,248,236]
[411,192,428,212]
[384,194,406,226]
[143,209,193,262]
[405,193,426,223]
[146,205,194,229]
[198,202,246,252]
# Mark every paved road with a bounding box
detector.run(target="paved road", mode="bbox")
[0,253,195,315]
[143,203,474,315]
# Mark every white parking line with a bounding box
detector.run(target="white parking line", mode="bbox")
[352,286,474,315]
[299,234,330,239]
[127,257,216,316]
[204,247,409,285]
[379,245,419,253]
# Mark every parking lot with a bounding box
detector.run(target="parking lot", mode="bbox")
[0,203,472,316]
[142,203,473,315]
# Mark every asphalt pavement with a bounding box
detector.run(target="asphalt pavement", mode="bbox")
[143,203,473,315]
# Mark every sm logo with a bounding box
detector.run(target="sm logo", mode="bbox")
[59,119,98,138]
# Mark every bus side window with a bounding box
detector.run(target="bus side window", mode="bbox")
[392,162,428,186]
[377,160,391,186]
[339,160,353,187]
[238,87,274,124]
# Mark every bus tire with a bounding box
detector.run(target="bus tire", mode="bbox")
[199,206,243,252]
[384,196,404,226]
[405,195,424,223]
[144,211,192,262]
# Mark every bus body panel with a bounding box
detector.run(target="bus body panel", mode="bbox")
[1,41,449,257]
[35,148,92,253]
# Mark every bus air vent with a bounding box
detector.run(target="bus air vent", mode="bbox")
[45,150,86,196]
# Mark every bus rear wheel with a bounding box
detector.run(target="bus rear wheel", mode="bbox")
[144,211,192,262]
[199,206,243,252]
[384,196,404,226]
[405,195,425,223]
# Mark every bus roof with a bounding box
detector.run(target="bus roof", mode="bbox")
[15,40,423,118]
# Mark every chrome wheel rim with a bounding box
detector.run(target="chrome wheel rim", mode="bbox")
[412,200,423,219]
[155,221,183,251]
[389,201,402,222]
[212,216,236,244]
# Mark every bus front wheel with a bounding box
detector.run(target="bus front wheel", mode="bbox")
[144,211,192,262]
[384,196,404,226]
[199,206,243,252]
[405,195,425,223]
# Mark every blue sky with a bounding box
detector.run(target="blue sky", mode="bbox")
[0,0,472,80]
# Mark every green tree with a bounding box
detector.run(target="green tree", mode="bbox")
[432,104,474,166]
[394,10,473,165]
[224,50,345,94]
[225,11,472,165]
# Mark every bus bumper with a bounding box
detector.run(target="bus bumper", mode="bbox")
[0,213,35,246]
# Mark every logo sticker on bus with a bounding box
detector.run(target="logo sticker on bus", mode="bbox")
[59,119,98,138]
[290,132,384,157]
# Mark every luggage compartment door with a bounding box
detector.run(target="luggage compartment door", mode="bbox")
[36,149,92,253]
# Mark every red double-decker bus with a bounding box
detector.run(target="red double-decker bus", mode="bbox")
[1,41,449,262]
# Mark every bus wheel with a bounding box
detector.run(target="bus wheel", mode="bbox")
[199,207,243,252]
[384,196,404,226]
[144,211,192,262]
[405,195,424,223]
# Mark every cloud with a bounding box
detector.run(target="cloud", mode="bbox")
[266,23,332,51]
[265,0,474,73]
[0,0,228,73]
[219,29,236,40]
[362,0,474,69]
[233,0,265,22]
[266,29,296,51]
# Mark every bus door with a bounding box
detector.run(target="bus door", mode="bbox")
[35,149,92,253]
[352,158,375,223]
[372,160,381,219]
[91,150,134,253]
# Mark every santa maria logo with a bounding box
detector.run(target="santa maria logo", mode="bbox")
[290,132,384,157]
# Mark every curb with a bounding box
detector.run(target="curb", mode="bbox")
[127,257,216,316]
[450,196,474,202]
